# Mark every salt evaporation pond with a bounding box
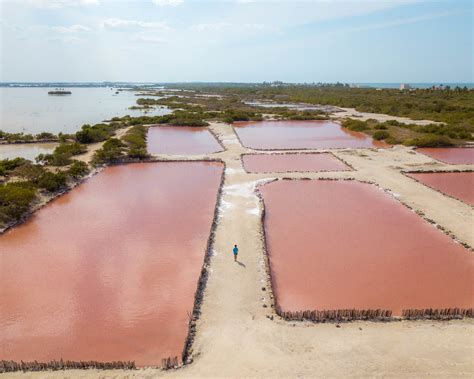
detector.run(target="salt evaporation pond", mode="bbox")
[260,180,473,316]
[0,162,223,366]
[243,153,350,173]
[416,147,474,164]
[234,120,386,150]
[0,143,57,161]
[407,171,474,206]
[147,126,222,155]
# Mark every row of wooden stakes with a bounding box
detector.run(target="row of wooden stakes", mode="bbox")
[276,308,393,322]
[402,308,474,319]
[0,359,136,373]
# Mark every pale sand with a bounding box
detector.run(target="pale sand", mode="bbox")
[335,107,442,125]
[7,122,474,378]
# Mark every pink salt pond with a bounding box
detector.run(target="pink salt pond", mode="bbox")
[260,180,473,316]
[242,153,350,173]
[147,126,222,155]
[0,162,223,366]
[407,171,474,206]
[234,120,387,150]
[416,147,474,164]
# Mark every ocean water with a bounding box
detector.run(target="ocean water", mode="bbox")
[0,87,170,135]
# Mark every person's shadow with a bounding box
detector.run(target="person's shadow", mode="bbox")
[236,260,246,268]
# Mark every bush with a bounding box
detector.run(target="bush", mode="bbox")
[35,132,57,140]
[37,172,67,192]
[0,182,37,223]
[0,158,29,176]
[342,119,369,131]
[75,123,115,144]
[93,138,126,164]
[403,134,453,147]
[372,130,390,140]
[374,124,388,130]
[122,125,150,159]
[36,142,86,166]
[67,160,90,179]
[11,162,46,182]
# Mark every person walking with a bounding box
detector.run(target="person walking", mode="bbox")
[233,244,239,262]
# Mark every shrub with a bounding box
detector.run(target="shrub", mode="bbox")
[385,137,401,145]
[0,158,29,176]
[403,134,453,147]
[75,124,115,144]
[36,142,86,166]
[93,138,126,164]
[37,172,67,192]
[35,132,57,140]
[122,125,149,159]
[372,130,390,140]
[0,182,37,223]
[342,119,369,131]
[67,160,90,179]
[11,163,46,182]
[374,124,388,130]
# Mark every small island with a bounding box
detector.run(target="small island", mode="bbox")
[48,89,71,95]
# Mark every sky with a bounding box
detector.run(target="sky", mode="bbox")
[0,0,472,83]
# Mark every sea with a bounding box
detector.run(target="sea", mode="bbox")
[0,86,169,135]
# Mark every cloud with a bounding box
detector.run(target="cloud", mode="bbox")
[0,19,23,32]
[48,36,84,43]
[101,18,172,31]
[152,0,183,6]
[29,0,99,9]
[341,9,467,34]
[133,34,167,44]
[191,22,277,33]
[52,24,91,33]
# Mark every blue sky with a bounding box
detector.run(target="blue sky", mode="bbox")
[0,0,472,82]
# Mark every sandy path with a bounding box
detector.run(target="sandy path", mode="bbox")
[9,122,474,378]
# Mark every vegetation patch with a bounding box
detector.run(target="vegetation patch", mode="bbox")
[0,182,37,224]
[93,138,126,165]
[36,142,86,166]
[121,125,150,159]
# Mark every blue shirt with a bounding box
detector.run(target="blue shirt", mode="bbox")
[233,247,238,254]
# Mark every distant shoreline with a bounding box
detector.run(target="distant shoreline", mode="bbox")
[1,82,473,89]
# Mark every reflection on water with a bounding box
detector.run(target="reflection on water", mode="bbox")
[0,162,223,366]
[147,126,223,155]
[242,153,350,173]
[408,172,474,206]
[234,120,387,149]
[260,180,473,315]
[417,147,474,164]
[0,87,170,135]
[0,143,57,161]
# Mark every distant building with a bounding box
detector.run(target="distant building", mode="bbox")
[400,83,411,90]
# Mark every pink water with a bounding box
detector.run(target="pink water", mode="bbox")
[234,120,387,149]
[417,148,474,164]
[147,126,222,155]
[260,180,473,316]
[242,153,350,173]
[0,162,223,366]
[408,171,474,206]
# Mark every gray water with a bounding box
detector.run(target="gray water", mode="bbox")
[0,143,57,160]
[0,87,170,135]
